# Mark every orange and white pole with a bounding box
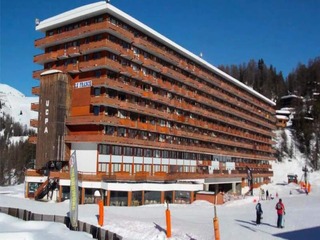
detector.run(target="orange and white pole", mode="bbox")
[165,202,172,238]
[98,199,104,226]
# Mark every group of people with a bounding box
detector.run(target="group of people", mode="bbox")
[255,198,285,228]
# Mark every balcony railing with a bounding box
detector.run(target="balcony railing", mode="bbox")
[28,136,37,144]
[65,133,275,161]
[35,21,134,48]
[31,86,40,96]
[31,102,39,112]
[88,92,273,147]
[33,52,58,64]
[30,119,38,128]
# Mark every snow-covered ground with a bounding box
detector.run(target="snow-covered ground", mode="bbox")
[1,157,320,240]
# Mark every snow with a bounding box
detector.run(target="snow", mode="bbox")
[1,157,320,240]
[0,83,38,131]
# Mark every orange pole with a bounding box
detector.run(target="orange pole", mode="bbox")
[166,209,172,238]
[213,216,220,240]
[213,201,220,240]
[98,199,104,226]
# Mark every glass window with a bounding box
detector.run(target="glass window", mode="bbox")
[112,163,121,173]
[110,191,128,206]
[134,148,143,157]
[164,191,173,203]
[112,146,122,155]
[118,127,126,137]
[153,150,161,158]
[145,149,152,157]
[99,144,110,154]
[144,191,161,204]
[93,106,100,115]
[105,126,115,135]
[94,87,101,96]
[95,70,101,78]
[123,147,133,156]
[175,191,190,204]
[98,163,107,172]
[134,164,142,172]
[132,191,142,206]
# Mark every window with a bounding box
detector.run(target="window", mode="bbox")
[153,150,161,158]
[162,150,169,158]
[98,163,107,172]
[123,147,133,156]
[112,146,122,155]
[95,70,101,78]
[118,127,126,137]
[145,149,152,157]
[93,106,100,116]
[134,148,143,157]
[94,88,101,96]
[99,144,110,154]
[110,17,117,25]
[132,64,139,72]
[105,126,115,135]
[112,163,121,172]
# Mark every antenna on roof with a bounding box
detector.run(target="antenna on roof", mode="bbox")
[35,18,40,26]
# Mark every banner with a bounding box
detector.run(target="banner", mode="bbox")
[69,151,78,229]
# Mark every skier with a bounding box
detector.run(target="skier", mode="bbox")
[275,198,285,228]
[255,201,263,225]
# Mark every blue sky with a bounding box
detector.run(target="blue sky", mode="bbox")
[1,0,319,96]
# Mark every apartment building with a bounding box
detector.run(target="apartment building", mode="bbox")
[26,1,276,206]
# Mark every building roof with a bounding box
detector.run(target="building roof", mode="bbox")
[275,115,288,120]
[36,1,276,106]
[276,109,291,115]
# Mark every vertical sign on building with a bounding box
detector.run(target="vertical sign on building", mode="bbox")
[69,151,78,229]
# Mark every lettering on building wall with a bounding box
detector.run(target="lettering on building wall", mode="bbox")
[74,80,92,89]
[44,100,49,134]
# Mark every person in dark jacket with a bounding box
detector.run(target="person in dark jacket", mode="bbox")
[256,201,263,225]
[275,198,285,228]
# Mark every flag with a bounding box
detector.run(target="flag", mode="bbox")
[69,151,78,229]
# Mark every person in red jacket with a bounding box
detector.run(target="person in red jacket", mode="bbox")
[275,198,285,228]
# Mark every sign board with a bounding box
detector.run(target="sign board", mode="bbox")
[69,151,78,229]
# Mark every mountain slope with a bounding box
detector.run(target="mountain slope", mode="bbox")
[0,83,38,130]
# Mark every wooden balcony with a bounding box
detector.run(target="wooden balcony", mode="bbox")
[25,168,272,183]
[32,70,44,79]
[65,134,275,162]
[31,102,39,112]
[80,39,122,55]
[78,58,124,72]
[35,20,134,48]
[33,52,58,64]
[67,46,81,57]
[31,86,40,96]
[66,115,120,125]
[92,76,274,138]
[28,135,37,144]
[25,169,43,177]
[30,119,38,128]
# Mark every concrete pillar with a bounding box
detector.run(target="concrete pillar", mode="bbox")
[232,182,236,194]
[204,184,209,191]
